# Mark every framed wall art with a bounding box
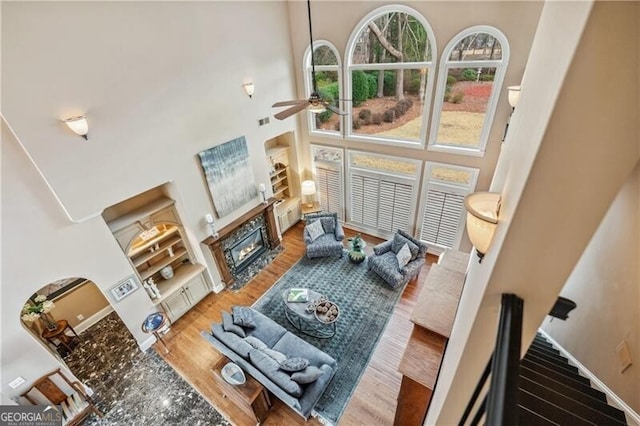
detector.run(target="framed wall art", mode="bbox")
[198,136,258,218]
[109,276,139,302]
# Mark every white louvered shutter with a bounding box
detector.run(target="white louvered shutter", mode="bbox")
[350,173,380,228]
[420,187,465,249]
[314,165,344,220]
[378,180,413,233]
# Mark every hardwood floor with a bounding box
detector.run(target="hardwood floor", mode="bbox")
[156,222,437,426]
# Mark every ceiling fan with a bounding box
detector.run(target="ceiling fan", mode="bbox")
[272,0,347,121]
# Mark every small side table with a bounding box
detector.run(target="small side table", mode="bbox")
[41,320,79,353]
[141,312,170,353]
[211,356,271,423]
[301,201,322,218]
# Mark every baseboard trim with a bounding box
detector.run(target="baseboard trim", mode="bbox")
[139,335,157,352]
[538,329,640,426]
[74,306,114,334]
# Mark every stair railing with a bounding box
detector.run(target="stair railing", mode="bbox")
[459,293,524,426]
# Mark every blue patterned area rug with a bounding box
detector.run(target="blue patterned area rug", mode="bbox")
[252,254,405,425]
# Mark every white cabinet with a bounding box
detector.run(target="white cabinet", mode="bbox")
[160,271,210,321]
[276,197,301,234]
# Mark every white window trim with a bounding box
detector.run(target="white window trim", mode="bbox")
[344,5,437,149]
[303,40,343,138]
[417,161,479,251]
[428,25,510,156]
[310,144,345,219]
[345,149,422,240]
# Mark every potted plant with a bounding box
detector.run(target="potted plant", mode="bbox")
[21,294,58,330]
[347,234,366,264]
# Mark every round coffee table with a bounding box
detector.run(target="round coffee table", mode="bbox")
[282,289,337,339]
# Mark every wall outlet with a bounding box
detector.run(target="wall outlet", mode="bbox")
[8,377,25,389]
[76,314,84,321]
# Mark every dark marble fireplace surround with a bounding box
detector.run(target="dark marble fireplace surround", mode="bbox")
[203,198,280,288]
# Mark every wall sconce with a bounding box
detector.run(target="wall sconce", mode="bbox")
[502,85,521,141]
[301,180,317,208]
[242,82,255,98]
[205,213,219,238]
[62,115,89,140]
[258,183,267,204]
[464,192,501,263]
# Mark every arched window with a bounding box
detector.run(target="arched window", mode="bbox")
[345,5,436,148]
[304,41,342,136]
[429,26,510,155]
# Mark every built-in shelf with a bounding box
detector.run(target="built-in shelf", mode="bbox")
[152,263,207,306]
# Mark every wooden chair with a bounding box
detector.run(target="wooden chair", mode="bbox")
[21,368,103,425]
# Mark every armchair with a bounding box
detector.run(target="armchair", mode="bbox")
[303,213,345,259]
[21,368,102,425]
[368,230,428,289]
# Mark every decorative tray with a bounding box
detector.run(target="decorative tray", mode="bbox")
[314,301,340,324]
[221,362,246,385]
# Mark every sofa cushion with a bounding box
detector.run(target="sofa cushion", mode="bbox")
[249,350,303,397]
[222,311,246,337]
[319,217,335,234]
[211,323,253,358]
[396,243,412,269]
[291,366,323,384]
[279,357,309,372]
[306,220,324,242]
[392,233,419,259]
[244,336,268,351]
[232,306,256,328]
[245,311,288,347]
[272,333,337,369]
[262,348,287,363]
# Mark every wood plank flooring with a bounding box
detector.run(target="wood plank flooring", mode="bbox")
[156,222,437,426]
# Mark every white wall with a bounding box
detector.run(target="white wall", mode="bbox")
[1,1,298,401]
[543,165,640,411]
[428,1,640,423]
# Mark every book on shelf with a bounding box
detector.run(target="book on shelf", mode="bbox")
[287,288,309,302]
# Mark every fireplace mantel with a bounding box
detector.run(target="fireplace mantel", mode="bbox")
[202,198,280,287]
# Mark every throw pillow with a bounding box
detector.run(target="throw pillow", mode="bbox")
[319,217,336,234]
[306,219,324,242]
[232,306,256,328]
[291,365,323,384]
[261,348,287,364]
[221,311,246,338]
[396,243,412,270]
[279,357,309,372]
[392,233,419,259]
[244,336,268,351]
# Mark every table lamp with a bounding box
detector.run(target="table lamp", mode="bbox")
[301,180,316,208]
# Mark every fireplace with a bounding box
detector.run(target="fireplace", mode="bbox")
[228,228,266,273]
[202,199,280,288]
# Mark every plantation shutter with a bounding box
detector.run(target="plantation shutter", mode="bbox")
[378,180,413,233]
[420,186,466,249]
[350,173,380,228]
[315,166,344,220]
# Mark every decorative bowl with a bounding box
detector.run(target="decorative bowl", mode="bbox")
[314,301,340,324]
[221,362,246,385]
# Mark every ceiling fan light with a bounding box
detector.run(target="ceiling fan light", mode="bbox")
[308,104,326,114]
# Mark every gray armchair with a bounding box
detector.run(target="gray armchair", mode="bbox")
[368,230,428,289]
[303,213,345,259]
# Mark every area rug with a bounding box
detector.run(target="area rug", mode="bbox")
[64,312,230,426]
[252,254,405,425]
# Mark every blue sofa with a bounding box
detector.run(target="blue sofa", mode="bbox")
[367,230,428,289]
[201,308,336,419]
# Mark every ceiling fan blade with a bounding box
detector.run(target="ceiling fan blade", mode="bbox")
[327,104,347,115]
[274,102,310,120]
[272,100,307,107]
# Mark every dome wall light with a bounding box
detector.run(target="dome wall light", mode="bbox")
[464,192,501,263]
[242,82,255,98]
[62,115,89,140]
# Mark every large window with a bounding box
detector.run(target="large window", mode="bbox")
[311,145,345,220]
[429,26,509,155]
[418,162,479,250]
[345,6,436,148]
[346,150,421,237]
[304,41,342,136]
